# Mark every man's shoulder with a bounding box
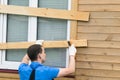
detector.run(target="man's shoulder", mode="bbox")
[18,63,31,72]
[19,63,29,68]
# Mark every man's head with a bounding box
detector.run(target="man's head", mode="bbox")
[27,44,46,63]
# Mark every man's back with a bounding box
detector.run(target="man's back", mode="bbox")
[18,62,59,80]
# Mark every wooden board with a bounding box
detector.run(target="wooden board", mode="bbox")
[79,0,120,5]
[88,40,120,48]
[76,61,120,70]
[76,54,120,64]
[76,76,120,80]
[78,19,120,26]
[55,78,74,80]
[78,26,120,34]
[78,5,120,12]
[70,0,78,40]
[0,40,87,49]
[90,12,120,19]
[77,47,120,56]
[0,73,19,79]
[76,69,120,78]
[0,78,19,80]
[77,33,120,41]
[76,62,113,70]
[0,5,89,21]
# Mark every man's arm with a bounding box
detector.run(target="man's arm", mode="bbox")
[57,44,76,77]
[21,54,29,64]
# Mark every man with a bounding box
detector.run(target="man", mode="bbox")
[18,40,77,80]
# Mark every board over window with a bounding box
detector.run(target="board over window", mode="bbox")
[0,0,89,70]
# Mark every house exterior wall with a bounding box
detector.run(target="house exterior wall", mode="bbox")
[76,0,120,80]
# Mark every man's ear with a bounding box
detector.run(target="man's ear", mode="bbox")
[38,54,41,59]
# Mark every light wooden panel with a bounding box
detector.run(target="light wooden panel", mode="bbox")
[0,5,89,21]
[55,78,74,80]
[78,26,120,33]
[76,69,120,78]
[78,19,120,26]
[77,33,120,41]
[78,5,120,11]
[0,78,19,80]
[79,0,120,5]
[77,48,120,56]
[0,40,87,49]
[76,54,120,63]
[0,73,74,80]
[70,0,78,40]
[76,61,120,70]
[76,62,113,70]
[90,12,120,19]
[88,40,120,48]
[76,76,120,80]
[0,73,19,79]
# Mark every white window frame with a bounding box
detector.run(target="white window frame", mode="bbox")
[0,0,71,70]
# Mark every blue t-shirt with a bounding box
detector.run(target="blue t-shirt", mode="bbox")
[18,62,59,80]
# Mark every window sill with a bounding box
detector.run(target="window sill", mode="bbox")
[0,69,18,74]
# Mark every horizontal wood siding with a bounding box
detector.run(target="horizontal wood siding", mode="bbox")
[0,72,19,80]
[0,72,74,80]
[76,0,120,80]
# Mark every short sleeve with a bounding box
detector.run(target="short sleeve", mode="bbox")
[49,67,59,78]
[18,63,28,73]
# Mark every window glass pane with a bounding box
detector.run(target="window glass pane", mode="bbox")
[38,0,68,9]
[38,0,68,67]
[37,18,67,40]
[6,0,29,62]
[45,48,66,67]
[7,15,28,42]
[8,0,29,6]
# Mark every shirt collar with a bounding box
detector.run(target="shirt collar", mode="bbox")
[30,62,43,69]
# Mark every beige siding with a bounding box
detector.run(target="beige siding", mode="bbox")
[0,72,74,80]
[76,0,120,80]
[0,73,19,80]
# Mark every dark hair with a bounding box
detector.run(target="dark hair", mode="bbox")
[27,44,42,61]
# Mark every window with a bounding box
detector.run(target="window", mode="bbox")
[0,0,70,69]
[37,0,68,67]
[0,0,29,69]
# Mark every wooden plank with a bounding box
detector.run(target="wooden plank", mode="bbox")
[78,26,120,33]
[76,62,113,70]
[0,40,87,49]
[78,19,120,26]
[0,78,19,80]
[77,33,120,41]
[55,78,74,80]
[88,40,120,48]
[76,61,120,71]
[70,0,78,40]
[90,12,120,19]
[76,69,120,78]
[77,48,120,56]
[0,5,89,21]
[78,5,120,12]
[79,0,120,5]
[0,73,19,79]
[76,54,120,63]
[76,76,120,80]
